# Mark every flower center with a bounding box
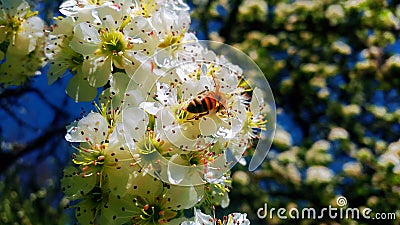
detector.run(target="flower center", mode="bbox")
[100,30,125,55]
[71,143,107,177]
[87,0,104,6]
[8,16,23,33]
[132,196,177,224]
[138,0,158,18]
[70,52,84,70]
[158,32,185,48]
[1,10,38,44]
[141,204,162,223]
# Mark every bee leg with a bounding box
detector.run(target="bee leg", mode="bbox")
[199,111,209,120]
[185,114,200,121]
[187,111,209,121]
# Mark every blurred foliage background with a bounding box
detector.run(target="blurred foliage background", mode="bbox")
[1,0,400,224]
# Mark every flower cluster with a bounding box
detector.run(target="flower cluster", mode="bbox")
[63,104,201,224]
[0,0,45,87]
[127,44,268,186]
[46,0,192,101]
[58,0,270,224]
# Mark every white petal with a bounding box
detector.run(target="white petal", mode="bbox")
[170,0,190,11]
[7,33,34,55]
[70,23,100,55]
[131,60,158,91]
[194,209,213,224]
[47,59,69,84]
[59,0,79,16]
[231,97,247,123]
[126,170,164,198]
[127,16,152,35]
[2,0,29,16]
[121,107,148,143]
[229,213,250,225]
[93,6,122,30]
[199,117,218,136]
[65,112,108,144]
[100,193,136,225]
[167,157,185,184]
[180,222,196,225]
[66,71,98,102]
[61,166,96,198]
[161,154,204,186]
[98,72,130,107]
[156,82,177,106]
[165,185,201,210]
[221,193,230,208]
[154,47,177,68]
[25,16,44,37]
[103,149,136,196]
[204,154,230,183]
[180,75,212,102]
[139,102,161,115]
[250,87,265,116]
[51,17,75,36]
[155,109,197,149]
[110,72,129,97]
[123,89,145,108]
[226,135,248,162]
[83,56,112,87]
[75,199,97,225]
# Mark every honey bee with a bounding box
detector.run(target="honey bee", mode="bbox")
[181,75,226,120]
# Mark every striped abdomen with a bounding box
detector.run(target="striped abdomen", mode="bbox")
[186,91,219,114]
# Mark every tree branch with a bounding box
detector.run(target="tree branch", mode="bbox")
[0,125,66,173]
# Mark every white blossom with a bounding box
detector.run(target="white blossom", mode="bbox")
[181,208,250,225]
[306,166,334,183]
[0,0,45,86]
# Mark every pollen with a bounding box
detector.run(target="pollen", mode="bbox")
[100,30,126,55]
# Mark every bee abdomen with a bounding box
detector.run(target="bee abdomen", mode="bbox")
[187,95,217,113]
